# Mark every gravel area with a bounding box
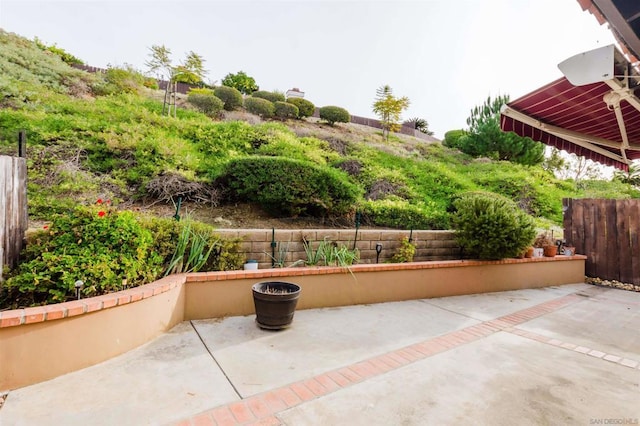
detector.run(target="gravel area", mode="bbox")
[586,277,640,292]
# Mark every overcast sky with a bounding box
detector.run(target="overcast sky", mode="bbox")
[0,0,618,139]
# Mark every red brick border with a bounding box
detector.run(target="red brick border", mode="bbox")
[0,256,584,329]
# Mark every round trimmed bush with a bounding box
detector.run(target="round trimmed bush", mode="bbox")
[213,86,243,111]
[221,156,360,217]
[443,129,467,149]
[451,192,536,260]
[188,90,224,117]
[319,106,350,125]
[252,90,285,103]
[244,97,275,118]
[286,98,315,118]
[274,101,299,120]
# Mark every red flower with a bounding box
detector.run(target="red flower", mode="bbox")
[105,199,112,206]
[96,198,103,205]
[43,225,49,230]
[98,211,106,217]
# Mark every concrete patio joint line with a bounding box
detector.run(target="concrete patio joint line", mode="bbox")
[189,321,243,400]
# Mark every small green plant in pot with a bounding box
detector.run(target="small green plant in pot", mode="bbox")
[451,192,536,260]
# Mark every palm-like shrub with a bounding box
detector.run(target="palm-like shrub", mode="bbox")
[451,192,536,259]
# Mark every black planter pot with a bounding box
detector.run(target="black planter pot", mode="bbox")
[252,281,301,330]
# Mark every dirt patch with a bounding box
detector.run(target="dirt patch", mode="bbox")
[131,201,358,229]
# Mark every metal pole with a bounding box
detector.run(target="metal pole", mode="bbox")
[18,130,26,158]
[173,196,182,221]
[271,228,277,268]
[353,211,361,250]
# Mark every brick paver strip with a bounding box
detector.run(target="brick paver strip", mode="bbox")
[211,406,237,426]
[245,397,273,420]
[503,328,640,372]
[227,401,255,423]
[177,287,601,425]
[191,413,216,426]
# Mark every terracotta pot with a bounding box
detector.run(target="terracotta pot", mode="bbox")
[543,245,558,257]
[524,247,534,258]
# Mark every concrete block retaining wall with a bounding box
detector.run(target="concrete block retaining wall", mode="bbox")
[217,229,460,268]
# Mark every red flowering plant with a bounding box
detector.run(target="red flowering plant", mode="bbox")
[3,200,164,307]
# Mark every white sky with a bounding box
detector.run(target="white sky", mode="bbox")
[0,0,618,139]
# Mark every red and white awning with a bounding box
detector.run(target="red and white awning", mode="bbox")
[501,75,640,171]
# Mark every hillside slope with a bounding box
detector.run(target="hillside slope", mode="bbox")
[1,29,638,230]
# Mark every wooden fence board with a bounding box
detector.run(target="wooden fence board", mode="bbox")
[0,155,28,270]
[629,201,640,284]
[564,198,640,285]
[617,199,633,283]
[604,200,619,280]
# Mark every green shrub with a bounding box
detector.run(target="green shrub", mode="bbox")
[244,97,275,118]
[443,129,467,149]
[1,210,245,309]
[319,106,350,125]
[360,199,449,230]
[221,156,360,216]
[252,90,285,103]
[140,216,244,272]
[34,37,84,65]
[390,236,417,263]
[3,204,163,307]
[274,101,299,120]
[286,98,315,118]
[91,66,147,96]
[213,86,243,111]
[143,77,159,90]
[188,90,224,117]
[451,192,536,260]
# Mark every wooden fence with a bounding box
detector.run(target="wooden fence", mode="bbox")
[563,198,640,284]
[0,155,28,270]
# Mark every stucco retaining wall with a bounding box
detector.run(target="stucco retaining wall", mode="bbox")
[0,256,585,390]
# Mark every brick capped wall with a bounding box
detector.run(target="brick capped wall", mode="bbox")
[215,229,460,269]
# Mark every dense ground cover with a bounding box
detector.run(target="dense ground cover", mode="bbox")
[1,29,639,307]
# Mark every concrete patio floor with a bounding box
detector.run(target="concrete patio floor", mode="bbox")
[1,283,638,425]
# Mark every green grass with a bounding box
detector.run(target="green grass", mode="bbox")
[1,29,638,228]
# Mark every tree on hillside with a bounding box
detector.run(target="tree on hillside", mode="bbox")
[613,162,640,187]
[222,71,259,95]
[145,45,208,116]
[174,51,207,84]
[372,85,410,140]
[403,117,434,136]
[459,95,544,165]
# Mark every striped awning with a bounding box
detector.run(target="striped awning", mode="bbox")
[500,76,640,171]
